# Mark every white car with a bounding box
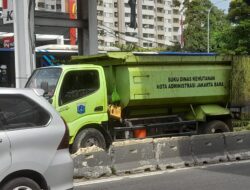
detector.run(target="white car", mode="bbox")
[0,88,73,190]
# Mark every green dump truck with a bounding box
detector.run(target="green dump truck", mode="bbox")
[26,52,236,152]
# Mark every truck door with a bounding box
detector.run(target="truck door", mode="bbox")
[0,127,11,174]
[56,68,107,134]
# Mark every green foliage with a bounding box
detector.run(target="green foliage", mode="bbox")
[183,0,228,52]
[115,43,167,52]
[233,120,250,131]
[165,42,182,52]
[228,0,250,24]
[216,0,250,55]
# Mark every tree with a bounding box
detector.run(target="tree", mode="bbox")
[216,0,250,55]
[228,0,250,23]
[183,0,229,52]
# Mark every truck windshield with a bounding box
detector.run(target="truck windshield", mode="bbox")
[26,68,62,97]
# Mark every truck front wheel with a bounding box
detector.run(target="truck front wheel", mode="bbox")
[71,128,106,153]
[202,120,230,134]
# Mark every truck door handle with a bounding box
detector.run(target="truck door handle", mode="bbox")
[94,106,103,112]
[0,139,2,143]
[58,106,70,112]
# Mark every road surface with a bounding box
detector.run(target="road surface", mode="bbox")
[74,160,250,190]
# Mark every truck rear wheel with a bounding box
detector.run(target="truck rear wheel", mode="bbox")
[71,128,106,153]
[202,120,230,134]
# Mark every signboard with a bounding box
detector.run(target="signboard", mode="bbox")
[2,36,14,48]
[2,0,14,24]
[69,0,77,45]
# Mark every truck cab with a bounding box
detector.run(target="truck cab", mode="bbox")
[26,65,110,152]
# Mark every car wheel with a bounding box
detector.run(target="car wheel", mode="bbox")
[202,120,230,134]
[71,128,106,153]
[2,177,41,190]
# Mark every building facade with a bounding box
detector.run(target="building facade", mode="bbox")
[97,0,183,49]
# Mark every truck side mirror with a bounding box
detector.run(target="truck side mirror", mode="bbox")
[40,81,49,96]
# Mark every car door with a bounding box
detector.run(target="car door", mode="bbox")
[0,93,60,173]
[0,117,11,174]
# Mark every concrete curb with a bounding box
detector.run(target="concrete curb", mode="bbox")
[73,132,250,180]
[155,137,194,170]
[111,139,157,175]
[191,134,228,165]
[224,131,250,161]
[73,147,112,179]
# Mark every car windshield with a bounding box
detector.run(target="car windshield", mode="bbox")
[26,68,62,97]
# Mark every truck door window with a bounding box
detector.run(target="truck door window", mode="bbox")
[59,70,100,105]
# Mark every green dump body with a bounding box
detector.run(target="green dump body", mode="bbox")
[71,52,232,109]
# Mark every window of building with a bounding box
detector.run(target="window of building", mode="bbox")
[173,18,179,23]
[56,4,61,11]
[98,0,104,6]
[125,13,131,17]
[142,15,153,19]
[157,0,164,4]
[59,70,100,105]
[173,9,179,14]
[104,12,113,17]
[126,32,137,37]
[104,3,113,8]
[98,20,103,25]
[142,5,154,10]
[157,17,164,22]
[97,10,103,16]
[38,2,45,8]
[104,22,114,28]
[143,24,154,29]
[158,35,164,40]
[158,26,164,30]
[173,27,179,32]
[157,8,164,13]
[0,95,50,129]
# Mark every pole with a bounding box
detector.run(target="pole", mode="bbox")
[207,0,226,53]
[207,6,212,53]
[13,0,35,88]
[77,0,98,55]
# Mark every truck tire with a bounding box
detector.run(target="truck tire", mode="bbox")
[2,177,41,190]
[202,120,230,134]
[71,128,106,153]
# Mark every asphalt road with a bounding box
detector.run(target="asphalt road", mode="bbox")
[74,160,250,190]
